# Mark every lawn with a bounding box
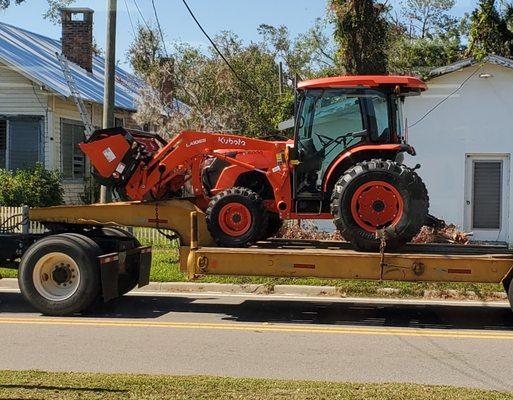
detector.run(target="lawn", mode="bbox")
[0,249,506,300]
[0,371,512,400]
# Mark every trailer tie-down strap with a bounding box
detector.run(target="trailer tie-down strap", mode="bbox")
[377,230,419,279]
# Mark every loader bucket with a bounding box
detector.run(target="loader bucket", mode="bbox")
[79,127,166,186]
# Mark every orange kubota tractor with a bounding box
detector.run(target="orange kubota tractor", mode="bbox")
[80,75,430,251]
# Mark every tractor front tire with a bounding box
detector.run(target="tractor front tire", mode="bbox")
[331,159,429,252]
[206,187,268,247]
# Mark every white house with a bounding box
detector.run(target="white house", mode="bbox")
[405,55,513,243]
[0,8,185,204]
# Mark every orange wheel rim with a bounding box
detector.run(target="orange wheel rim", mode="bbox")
[218,203,252,237]
[350,181,404,233]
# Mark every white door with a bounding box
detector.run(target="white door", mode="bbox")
[464,154,510,242]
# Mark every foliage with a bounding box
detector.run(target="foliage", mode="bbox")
[387,0,464,77]
[129,28,310,137]
[0,164,63,207]
[467,0,513,60]
[0,0,75,22]
[401,0,457,38]
[330,0,390,74]
[388,33,462,77]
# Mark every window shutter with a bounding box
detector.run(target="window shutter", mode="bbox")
[61,120,85,180]
[0,120,6,169]
[8,118,41,170]
[472,161,502,229]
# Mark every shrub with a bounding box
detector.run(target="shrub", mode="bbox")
[0,164,64,207]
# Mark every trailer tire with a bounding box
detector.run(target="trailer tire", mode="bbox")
[18,234,101,316]
[331,159,429,252]
[206,187,268,247]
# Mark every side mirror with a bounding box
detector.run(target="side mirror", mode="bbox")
[352,129,368,138]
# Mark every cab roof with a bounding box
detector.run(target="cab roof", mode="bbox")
[297,75,427,92]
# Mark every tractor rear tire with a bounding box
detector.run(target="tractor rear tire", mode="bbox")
[331,159,429,252]
[206,187,268,247]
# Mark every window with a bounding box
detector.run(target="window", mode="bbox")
[0,120,6,169]
[115,117,124,127]
[61,119,86,180]
[8,118,42,170]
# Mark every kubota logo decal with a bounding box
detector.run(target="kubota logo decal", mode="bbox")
[218,137,246,147]
[186,138,207,148]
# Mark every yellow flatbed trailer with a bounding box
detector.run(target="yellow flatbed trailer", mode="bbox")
[1,200,512,316]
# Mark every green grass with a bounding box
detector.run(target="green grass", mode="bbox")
[0,371,512,400]
[1,249,505,300]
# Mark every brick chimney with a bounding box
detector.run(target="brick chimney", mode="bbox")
[61,8,94,73]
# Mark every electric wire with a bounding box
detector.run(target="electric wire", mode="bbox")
[123,0,137,38]
[180,0,272,101]
[151,0,169,57]
[408,63,484,129]
[132,0,151,30]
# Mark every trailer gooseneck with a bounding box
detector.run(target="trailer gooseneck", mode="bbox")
[1,200,512,316]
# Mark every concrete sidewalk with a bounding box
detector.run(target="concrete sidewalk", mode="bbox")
[0,277,509,302]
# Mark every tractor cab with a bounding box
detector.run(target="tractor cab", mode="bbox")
[292,76,426,214]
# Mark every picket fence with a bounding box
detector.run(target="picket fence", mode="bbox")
[0,206,176,247]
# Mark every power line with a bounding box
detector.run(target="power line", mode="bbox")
[409,63,484,129]
[123,0,136,38]
[151,0,169,57]
[132,0,150,30]
[180,0,270,101]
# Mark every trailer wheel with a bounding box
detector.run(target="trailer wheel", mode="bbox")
[331,159,429,252]
[206,187,268,247]
[18,234,101,316]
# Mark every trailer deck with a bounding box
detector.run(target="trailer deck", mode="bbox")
[0,200,512,315]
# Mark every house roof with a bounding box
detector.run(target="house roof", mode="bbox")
[298,75,427,92]
[429,55,513,78]
[0,21,186,112]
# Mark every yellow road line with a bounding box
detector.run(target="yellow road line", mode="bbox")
[0,317,512,340]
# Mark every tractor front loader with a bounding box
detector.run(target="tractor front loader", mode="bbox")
[81,75,430,252]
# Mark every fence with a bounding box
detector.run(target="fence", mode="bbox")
[0,206,176,248]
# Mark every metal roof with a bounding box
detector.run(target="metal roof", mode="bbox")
[298,75,427,91]
[429,55,513,78]
[0,21,185,112]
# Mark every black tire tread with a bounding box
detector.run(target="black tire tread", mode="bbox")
[331,159,429,251]
[206,187,268,247]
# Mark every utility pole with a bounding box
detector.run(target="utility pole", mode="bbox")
[100,0,117,203]
[278,62,284,96]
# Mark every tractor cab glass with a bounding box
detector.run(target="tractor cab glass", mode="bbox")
[294,88,394,196]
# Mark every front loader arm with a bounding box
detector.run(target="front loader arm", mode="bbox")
[123,131,287,202]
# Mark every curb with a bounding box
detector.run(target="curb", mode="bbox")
[0,278,508,302]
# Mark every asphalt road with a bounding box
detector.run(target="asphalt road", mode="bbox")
[1,289,513,391]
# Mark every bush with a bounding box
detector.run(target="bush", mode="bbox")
[0,164,64,207]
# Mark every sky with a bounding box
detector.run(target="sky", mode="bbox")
[0,0,478,71]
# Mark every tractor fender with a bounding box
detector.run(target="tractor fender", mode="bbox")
[322,144,415,192]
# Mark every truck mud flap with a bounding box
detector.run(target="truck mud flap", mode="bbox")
[99,246,152,302]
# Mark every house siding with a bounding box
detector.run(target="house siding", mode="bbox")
[405,62,513,243]
[0,61,138,205]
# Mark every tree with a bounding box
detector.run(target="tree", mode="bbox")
[330,0,390,75]
[467,0,513,60]
[0,0,75,22]
[129,29,295,137]
[386,0,463,77]
[402,0,457,38]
